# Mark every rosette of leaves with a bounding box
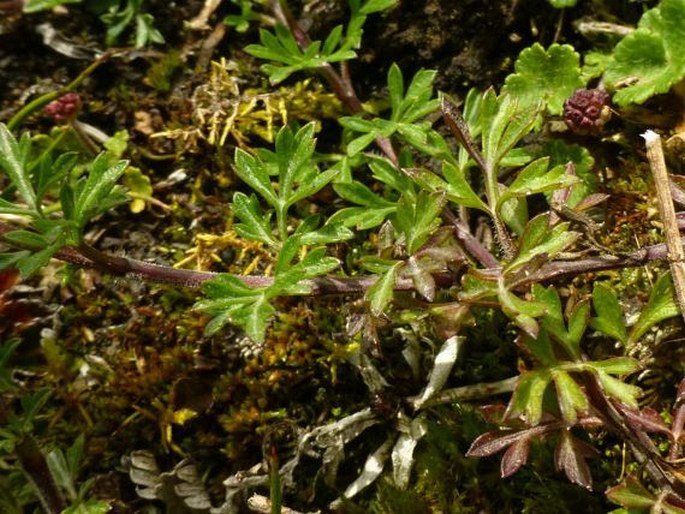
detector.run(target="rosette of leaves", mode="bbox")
[604,0,685,106]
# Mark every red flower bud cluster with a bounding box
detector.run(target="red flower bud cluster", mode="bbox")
[563,88,612,135]
[44,92,82,123]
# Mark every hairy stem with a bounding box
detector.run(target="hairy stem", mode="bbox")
[0,220,677,295]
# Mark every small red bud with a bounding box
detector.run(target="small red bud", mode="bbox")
[563,88,612,135]
[44,92,82,123]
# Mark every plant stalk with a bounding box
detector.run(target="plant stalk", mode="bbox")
[643,129,685,325]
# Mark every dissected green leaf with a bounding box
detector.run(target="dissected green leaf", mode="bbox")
[498,278,547,338]
[499,158,579,208]
[232,192,277,247]
[590,283,628,344]
[532,285,589,360]
[368,156,415,197]
[340,65,437,156]
[506,215,579,272]
[0,124,36,212]
[506,370,552,426]
[503,43,583,115]
[35,151,78,205]
[273,247,340,293]
[542,140,596,208]
[330,180,397,229]
[366,262,401,316]
[523,329,557,367]
[246,24,356,84]
[2,229,47,249]
[628,273,680,347]
[73,153,128,230]
[607,476,657,510]
[234,148,278,207]
[595,369,641,409]
[553,370,588,424]
[591,357,641,376]
[407,164,488,212]
[604,0,685,106]
[394,191,445,254]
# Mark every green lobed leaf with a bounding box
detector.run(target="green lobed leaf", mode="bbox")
[405,166,488,212]
[2,229,47,249]
[368,156,415,197]
[73,154,128,229]
[242,296,276,343]
[628,272,680,347]
[35,151,78,204]
[553,370,588,424]
[333,181,396,208]
[482,93,539,174]
[234,148,278,207]
[366,262,401,316]
[606,476,657,510]
[532,285,588,360]
[345,132,377,156]
[499,159,579,207]
[397,121,431,148]
[523,329,557,367]
[327,206,395,229]
[394,191,445,254]
[595,369,641,409]
[232,192,278,247]
[590,283,628,344]
[0,251,30,272]
[288,167,339,206]
[273,248,340,293]
[498,278,547,338]
[441,161,489,211]
[503,43,583,115]
[0,124,36,212]
[0,197,32,215]
[277,123,316,199]
[566,301,590,354]
[506,370,552,426]
[591,357,641,376]
[322,25,344,55]
[506,215,579,272]
[541,139,596,208]
[47,447,77,500]
[298,223,354,246]
[196,274,275,341]
[396,69,439,123]
[604,0,685,106]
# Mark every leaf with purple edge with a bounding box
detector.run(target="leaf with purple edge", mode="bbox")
[554,430,596,490]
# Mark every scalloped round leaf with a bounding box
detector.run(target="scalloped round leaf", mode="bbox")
[605,0,685,106]
[503,43,583,115]
[604,31,673,105]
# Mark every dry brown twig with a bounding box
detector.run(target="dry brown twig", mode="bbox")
[643,129,685,325]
